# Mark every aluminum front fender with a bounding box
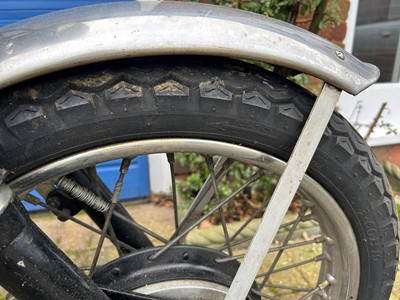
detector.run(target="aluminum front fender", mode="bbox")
[0,1,379,95]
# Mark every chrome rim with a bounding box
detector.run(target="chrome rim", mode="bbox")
[10,138,360,299]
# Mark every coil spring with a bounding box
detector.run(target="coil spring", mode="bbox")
[57,176,110,212]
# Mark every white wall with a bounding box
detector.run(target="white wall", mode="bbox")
[338,0,400,146]
[148,154,171,194]
[338,84,400,146]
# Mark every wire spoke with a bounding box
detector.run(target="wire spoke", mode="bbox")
[218,215,311,252]
[89,158,132,277]
[87,166,123,256]
[257,253,327,277]
[166,153,179,230]
[215,253,245,263]
[27,190,168,246]
[173,157,233,238]
[22,194,137,253]
[112,211,168,244]
[218,235,254,252]
[204,155,233,256]
[218,215,315,252]
[259,205,308,288]
[149,170,266,260]
[228,200,269,243]
[298,278,332,300]
[268,235,327,253]
[260,283,311,292]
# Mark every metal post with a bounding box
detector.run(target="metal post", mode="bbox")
[225,83,342,299]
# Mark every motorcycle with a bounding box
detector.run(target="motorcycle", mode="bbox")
[0,1,397,299]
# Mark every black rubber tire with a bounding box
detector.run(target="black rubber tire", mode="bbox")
[0,56,397,299]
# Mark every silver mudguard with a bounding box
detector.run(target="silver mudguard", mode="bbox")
[0,1,379,95]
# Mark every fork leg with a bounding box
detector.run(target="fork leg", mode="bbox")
[0,197,108,300]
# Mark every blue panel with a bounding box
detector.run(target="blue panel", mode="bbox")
[23,156,150,211]
[22,190,45,212]
[0,0,132,26]
[96,156,150,200]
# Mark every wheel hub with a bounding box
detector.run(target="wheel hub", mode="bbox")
[92,245,258,299]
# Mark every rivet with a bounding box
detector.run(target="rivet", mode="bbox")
[335,50,345,60]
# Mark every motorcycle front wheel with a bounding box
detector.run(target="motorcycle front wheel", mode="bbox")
[0,56,397,300]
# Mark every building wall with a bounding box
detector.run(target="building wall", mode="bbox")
[339,0,400,145]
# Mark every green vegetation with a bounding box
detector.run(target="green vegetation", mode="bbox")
[190,0,340,32]
[177,153,277,223]
[397,203,400,218]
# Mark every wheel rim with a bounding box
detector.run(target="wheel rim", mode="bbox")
[10,138,360,299]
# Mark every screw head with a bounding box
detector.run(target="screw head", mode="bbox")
[111,267,121,276]
[335,50,345,60]
[182,252,190,261]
